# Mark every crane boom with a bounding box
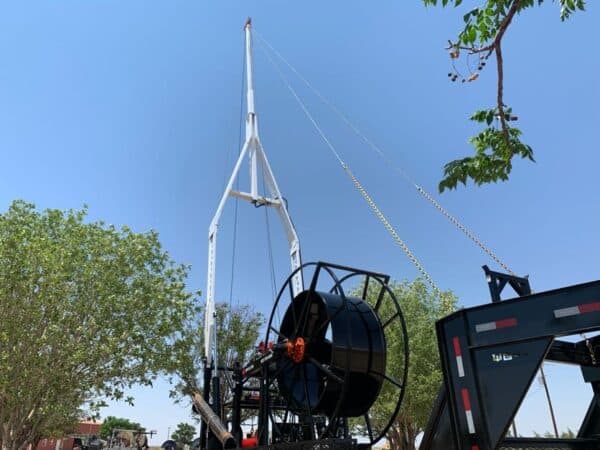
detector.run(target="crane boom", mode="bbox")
[204,17,303,365]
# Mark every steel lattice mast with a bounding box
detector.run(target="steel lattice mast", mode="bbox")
[204,17,304,367]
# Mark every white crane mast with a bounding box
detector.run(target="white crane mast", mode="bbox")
[204,18,304,367]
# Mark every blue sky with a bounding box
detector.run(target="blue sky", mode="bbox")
[1,0,598,444]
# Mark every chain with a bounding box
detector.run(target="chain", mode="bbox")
[260,35,444,300]
[256,29,516,277]
[344,165,442,298]
[581,333,597,365]
[415,186,516,276]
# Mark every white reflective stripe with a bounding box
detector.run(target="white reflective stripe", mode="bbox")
[554,306,580,318]
[475,322,496,333]
[456,356,465,378]
[465,410,475,434]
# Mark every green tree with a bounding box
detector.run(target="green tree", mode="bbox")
[99,417,142,440]
[30,405,84,449]
[533,428,576,438]
[423,0,585,192]
[171,423,196,446]
[0,201,198,450]
[172,302,264,421]
[363,279,456,450]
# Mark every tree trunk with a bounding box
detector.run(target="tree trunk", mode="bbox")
[30,436,42,450]
[1,421,36,450]
[387,415,418,450]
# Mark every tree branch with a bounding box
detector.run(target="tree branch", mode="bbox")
[495,40,509,143]
[452,0,523,146]
[492,0,522,145]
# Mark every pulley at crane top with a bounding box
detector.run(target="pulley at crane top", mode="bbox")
[263,262,409,446]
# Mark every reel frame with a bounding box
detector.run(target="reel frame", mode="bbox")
[261,261,409,446]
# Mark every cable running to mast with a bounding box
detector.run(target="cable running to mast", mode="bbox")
[258,40,442,297]
[255,30,515,276]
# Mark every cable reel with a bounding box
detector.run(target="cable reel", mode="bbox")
[262,262,409,446]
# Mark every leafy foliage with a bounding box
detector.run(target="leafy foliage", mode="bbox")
[0,201,198,450]
[422,0,585,191]
[171,423,196,446]
[533,428,576,438]
[99,417,143,440]
[425,0,584,46]
[439,108,534,191]
[171,302,264,421]
[362,279,456,450]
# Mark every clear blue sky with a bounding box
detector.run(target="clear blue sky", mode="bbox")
[1,0,598,443]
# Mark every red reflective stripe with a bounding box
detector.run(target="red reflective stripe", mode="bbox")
[453,337,462,356]
[495,318,518,329]
[461,388,472,411]
[471,446,479,450]
[579,302,600,314]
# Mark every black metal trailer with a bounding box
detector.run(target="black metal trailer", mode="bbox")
[421,267,600,450]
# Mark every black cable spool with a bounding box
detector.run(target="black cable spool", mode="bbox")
[277,290,386,417]
[265,262,409,445]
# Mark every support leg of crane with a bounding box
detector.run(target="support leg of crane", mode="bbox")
[231,362,243,445]
[208,371,222,450]
[200,360,211,450]
[258,361,270,446]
